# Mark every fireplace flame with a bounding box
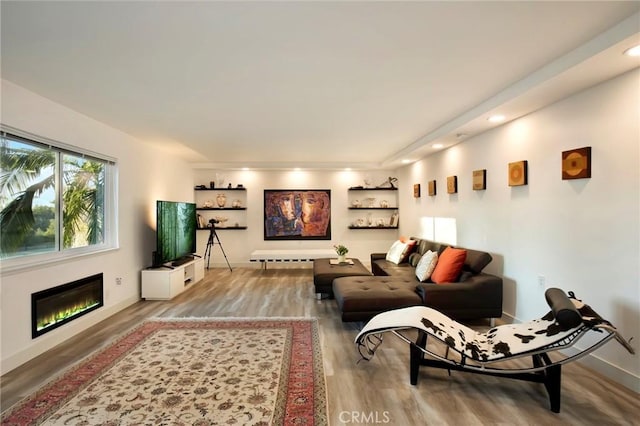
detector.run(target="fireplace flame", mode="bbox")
[37,297,101,331]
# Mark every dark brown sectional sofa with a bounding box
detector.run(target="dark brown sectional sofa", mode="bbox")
[332,238,503,322]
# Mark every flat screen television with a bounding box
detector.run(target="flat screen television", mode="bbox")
[155,200,197,267]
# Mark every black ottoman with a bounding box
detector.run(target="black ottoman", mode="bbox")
[333,276,423,322]
[313,258,371,298]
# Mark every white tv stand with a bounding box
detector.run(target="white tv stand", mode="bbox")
[141,257,205,300]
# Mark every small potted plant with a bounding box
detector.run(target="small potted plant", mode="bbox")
[334,244,349,263]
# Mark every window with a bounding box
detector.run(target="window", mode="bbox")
[0,128,117,271]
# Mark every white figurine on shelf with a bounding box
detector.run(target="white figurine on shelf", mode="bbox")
[363,175,372,188]
[215,173,226,188]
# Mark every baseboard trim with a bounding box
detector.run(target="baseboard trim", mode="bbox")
[500,311,639,392]
[1,296,139,375]
[562,346,639,392]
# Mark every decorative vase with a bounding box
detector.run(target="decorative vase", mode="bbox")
[337,254,346,263]
[216,193,227,208]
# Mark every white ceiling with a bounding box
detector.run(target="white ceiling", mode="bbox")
[2,1,639,170]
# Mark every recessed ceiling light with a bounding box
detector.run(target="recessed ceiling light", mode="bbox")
[242,167,249,171]
[344,167,352,171]
[432,143,444,149]
[624,44,640,57]
[401,159,412,164]
[294,167,301,171]
[488,115,506,123]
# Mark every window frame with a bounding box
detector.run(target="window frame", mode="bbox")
[0,126,119,274]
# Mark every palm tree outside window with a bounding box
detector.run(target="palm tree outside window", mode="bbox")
[0,130,116,266]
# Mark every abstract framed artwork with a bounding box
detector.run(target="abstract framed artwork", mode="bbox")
[447,176,458,194]
[508,161,528,186]
[472,169,486,190]
[562,147,591,180]
[413,184,421,198]
[428,180,437,196]
[264,189,331,240]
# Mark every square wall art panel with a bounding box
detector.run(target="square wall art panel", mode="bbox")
[562,147,591,179]
[447,176,458,194]
[428,180,437,196]
[508,161,528,186]
[472,169,486,190]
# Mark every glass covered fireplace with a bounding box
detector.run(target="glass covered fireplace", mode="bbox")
[31,273,104,338]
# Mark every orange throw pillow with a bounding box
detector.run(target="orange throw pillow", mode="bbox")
[431,247,467,284]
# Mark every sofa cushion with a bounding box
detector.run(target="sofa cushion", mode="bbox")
[386,239,416,264]
[373,259,416,278]
[408,252,422,267]
[463,249,493,274]
[415,250,438,282]
[458,270,474,282]
[413,238,446,256]
[431,247,467,284]
[385,240,405,264]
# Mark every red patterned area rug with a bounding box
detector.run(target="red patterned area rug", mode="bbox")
[2,318,327,425]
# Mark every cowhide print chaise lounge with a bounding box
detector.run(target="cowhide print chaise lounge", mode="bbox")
[355,288,635,413]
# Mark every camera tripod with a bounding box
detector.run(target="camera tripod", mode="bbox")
[204,224,232,271]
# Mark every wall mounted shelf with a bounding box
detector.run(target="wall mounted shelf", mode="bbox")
[195,187,246,191]
[348,207,398,210]
[348,226,398,230]
[197,226,247,230]
[195,187,248,230]
[348,187,399,230]
[348,187,398,191]
[196,207,247,211]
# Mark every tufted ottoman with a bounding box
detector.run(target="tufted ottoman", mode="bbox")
[313,258,372,298]
[333,276,422,322]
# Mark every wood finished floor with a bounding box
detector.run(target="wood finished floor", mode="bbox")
[2,267,638,425]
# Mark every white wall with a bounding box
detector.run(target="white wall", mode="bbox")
[397,69,640,390]
[0,80,195,373]
[192,170,400,268]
